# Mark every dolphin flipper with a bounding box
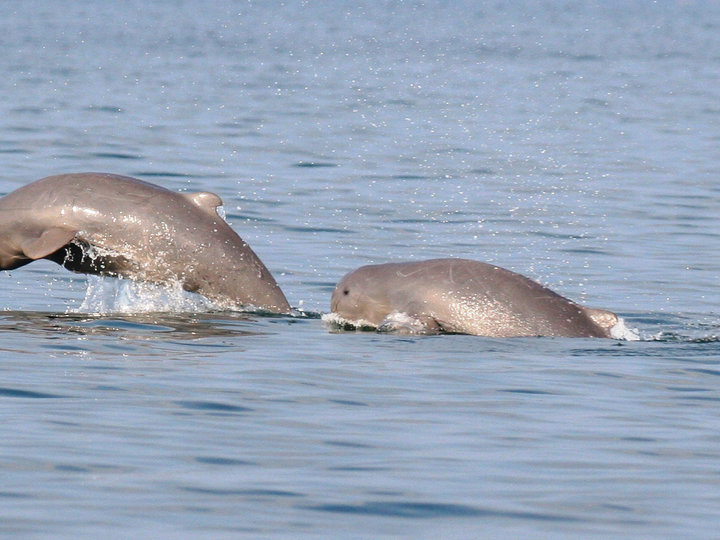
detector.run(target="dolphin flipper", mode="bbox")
[378,311,442,334]
[21,227,77,260]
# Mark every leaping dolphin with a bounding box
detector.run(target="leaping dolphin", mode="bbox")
[0,172,291,313]
[330,258,618,338]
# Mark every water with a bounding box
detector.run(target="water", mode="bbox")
[1,1,720,537]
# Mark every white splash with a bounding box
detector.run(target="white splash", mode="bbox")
[322,312,378,331]
[610,317,641,341]
[322,311,430,334]
[72,275,215,315]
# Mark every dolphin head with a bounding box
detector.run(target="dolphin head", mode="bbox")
[330,265,394,325]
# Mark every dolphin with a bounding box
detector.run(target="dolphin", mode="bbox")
[0,172,291,313]
[330,258,618,338]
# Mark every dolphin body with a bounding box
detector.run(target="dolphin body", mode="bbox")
[0,173,291,313]
[330,258,618,338]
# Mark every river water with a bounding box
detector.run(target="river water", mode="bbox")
[1,1,719,538]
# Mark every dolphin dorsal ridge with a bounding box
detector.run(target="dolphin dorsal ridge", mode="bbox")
[181,191,223,215]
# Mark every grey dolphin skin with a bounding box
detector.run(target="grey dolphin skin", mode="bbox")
[331,258,618,338]
[0,173,291,313]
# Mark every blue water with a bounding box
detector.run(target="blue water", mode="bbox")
[2,1,720,538]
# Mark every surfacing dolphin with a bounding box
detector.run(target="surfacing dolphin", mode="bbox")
[0,173,291,313]
[330,258,618,338]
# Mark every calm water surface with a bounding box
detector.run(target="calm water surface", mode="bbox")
[1,1,719,538]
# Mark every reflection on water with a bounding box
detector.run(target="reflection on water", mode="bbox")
[0,311,265,341]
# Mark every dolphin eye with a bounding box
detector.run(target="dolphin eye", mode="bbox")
[343,289,349,295]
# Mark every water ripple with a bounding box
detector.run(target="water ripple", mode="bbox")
[0,387,66,399]
[305,501,581,521]
[174,400,253,414]
[293,161,338,168]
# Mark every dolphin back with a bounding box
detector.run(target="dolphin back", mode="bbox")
[330,258,620,338]
[0,173,292,314]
